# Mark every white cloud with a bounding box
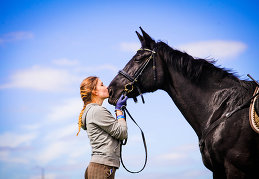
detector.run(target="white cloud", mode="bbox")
[35,136,90,165]
[0,150,29,164]
[127,134,142,144]
[0,31,34,44]
[178,40,247,60]
[66,142,91,165]
[47,97,82,122]
[0,132,37,148]
[157,152,186,161]
[155,144,197,162]
[29,173,56,179]
[35,98,90,165]
[36,141,69,164]
[21,124,41,131]
[52,58,79,66]
[44,124,77,141]
[0,65,79,91]
[0,63,118,92]
[120,42,140,52]
[174,144,197,151]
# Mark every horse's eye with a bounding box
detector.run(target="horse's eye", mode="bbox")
[134,55,143,62]
[134,53,147,62]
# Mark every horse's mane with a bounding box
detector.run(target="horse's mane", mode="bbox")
[156,41,240,83]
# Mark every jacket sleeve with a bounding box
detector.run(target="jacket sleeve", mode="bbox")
[92,106,128,140]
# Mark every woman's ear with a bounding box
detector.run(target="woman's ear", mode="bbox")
[92,89,98,96]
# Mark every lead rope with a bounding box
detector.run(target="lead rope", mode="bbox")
[120,106,148,173]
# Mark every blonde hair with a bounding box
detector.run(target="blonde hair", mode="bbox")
[77,76,98,136]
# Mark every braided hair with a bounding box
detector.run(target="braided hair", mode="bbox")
[77,76,98,136]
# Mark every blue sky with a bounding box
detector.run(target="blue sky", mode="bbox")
[0,0,259,178]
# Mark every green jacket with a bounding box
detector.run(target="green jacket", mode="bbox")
[82,103,127,168]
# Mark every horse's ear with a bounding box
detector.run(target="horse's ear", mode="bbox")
[139,26,155,49]
[136,31,144,43]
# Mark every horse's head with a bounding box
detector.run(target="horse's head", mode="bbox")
[108,27,166,105]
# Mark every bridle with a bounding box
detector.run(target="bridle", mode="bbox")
[117,48,157,173]
[118,48,157,103]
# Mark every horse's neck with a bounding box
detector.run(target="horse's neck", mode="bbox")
[160,53,240,138]
[163,70,209,137]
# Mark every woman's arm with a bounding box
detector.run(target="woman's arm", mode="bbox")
[93,106,128,140]
[116,109,125,121]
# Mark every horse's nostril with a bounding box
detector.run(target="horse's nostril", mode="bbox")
[109,88,113,97]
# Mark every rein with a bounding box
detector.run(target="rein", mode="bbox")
[118,48,156,173]
[120,106,148,173]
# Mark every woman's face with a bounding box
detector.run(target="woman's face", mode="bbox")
[95,79,109,99]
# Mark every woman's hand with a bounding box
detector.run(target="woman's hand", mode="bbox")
[115,94,128,111]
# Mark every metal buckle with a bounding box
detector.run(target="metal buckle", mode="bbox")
[125,83,134,93]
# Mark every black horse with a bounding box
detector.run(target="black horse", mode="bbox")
[108,27,259,179]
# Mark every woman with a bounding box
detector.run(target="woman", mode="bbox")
[77,76,128,179]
